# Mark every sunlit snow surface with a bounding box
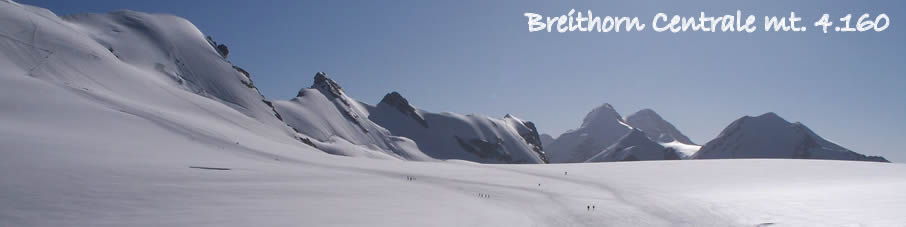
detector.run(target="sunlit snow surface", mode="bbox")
[661,141,702,158]
[2,1,905,226]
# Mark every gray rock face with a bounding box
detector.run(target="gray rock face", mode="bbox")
[205,36,229,58]
[311,72,345,100]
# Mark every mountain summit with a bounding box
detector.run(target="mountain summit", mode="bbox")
[545,103,633,163]
[625,109,695,144]
[692,113,888,162]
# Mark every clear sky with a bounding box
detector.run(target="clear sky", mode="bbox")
[21,0,905,162]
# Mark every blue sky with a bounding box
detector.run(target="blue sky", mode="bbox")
[21,0,905,162]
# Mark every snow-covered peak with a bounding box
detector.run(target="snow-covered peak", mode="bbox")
[625,108,695,144]
[581,103,627,129]
[369,96,548,163]
[380,91,409,106]
[693,112,889,162]
[546,103,633,163]
[378,91,427,128]
[308,72,345,97]
[742,112,787,124]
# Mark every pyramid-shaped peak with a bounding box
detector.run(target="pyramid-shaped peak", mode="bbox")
[380,91,410,107]
[635,108,657,115]
[695,112,889,162]
[309,72,345,98]
[312,72,339,88]
[598,103,615,110]
[379,91,428,128]
[627,108,665,121]
[625,108,695,144]
[734,112,792,127]
[581,103,624,128]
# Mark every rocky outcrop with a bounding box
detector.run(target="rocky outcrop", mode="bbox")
[306,72,367,132]
[504,114,548,163]
[205,36,229,58]
[379,92,428,128]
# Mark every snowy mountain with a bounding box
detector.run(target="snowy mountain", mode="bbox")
[692,113,889,162]
[3,2,905,226]
[0,0,311,149]
[272,73,432,161]
[274,73,546,164]
[547,105,702,163]
[625,109,695,144]
[625,109,700,159]
[585,128,680,162]
[368,92,548,163]
[545,103,633,163]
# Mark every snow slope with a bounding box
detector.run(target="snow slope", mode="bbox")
[625,108,700,159]
[586,128,679,162]
[0,0,299,143]
[546,103,632,163]
[368,92,548,163]
[2,2,905,226]
[692,113,889,162]
[660,141,701,159]
[272,73,432,161]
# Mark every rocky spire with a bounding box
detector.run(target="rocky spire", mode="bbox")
[379,91,428,128]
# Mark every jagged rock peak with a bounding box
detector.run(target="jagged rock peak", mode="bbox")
[380,91,428,128]
[581,103,625,128]
[309,72,345,98]
[380,91,410,107]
